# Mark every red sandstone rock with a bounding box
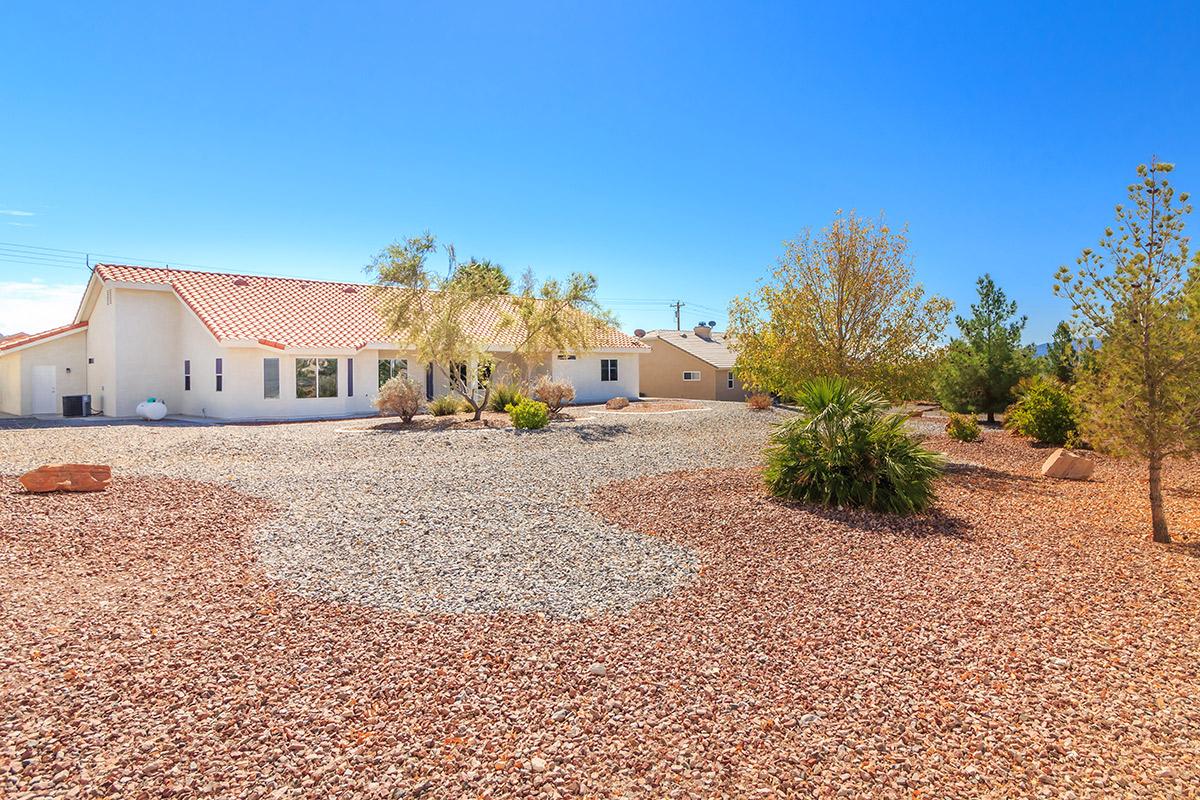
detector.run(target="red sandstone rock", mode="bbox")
[1040,448,1096,480]
[18,464,112,493]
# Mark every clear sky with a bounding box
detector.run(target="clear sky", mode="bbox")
[2,1,1197,341]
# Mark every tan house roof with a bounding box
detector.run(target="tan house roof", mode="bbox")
[90,264,647,352]
[640,328,737,369]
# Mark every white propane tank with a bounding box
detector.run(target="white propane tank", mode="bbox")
[136,398,168,421]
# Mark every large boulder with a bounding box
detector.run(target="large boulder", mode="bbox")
[19,464,112,493]
[1040,449,1095,481]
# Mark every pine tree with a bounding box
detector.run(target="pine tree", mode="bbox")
[933,274,1033,423]
[1054,159,1200,543]
[1043,321,1077,383]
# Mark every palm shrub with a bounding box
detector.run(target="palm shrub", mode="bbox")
[763,377,943,514]
[488,383,526,413]
[374,377,423,423]
[945,412,981,442]
[1004,375,1077,445]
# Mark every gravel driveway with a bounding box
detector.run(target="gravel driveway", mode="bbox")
[0,403,781,618]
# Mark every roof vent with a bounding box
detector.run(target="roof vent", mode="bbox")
[342,286,358,293]
[232,278,250,287]
[633,328,646,338]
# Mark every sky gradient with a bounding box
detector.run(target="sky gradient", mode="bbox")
[2,1,1198,341]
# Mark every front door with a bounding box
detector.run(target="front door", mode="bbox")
[32,365,57,414]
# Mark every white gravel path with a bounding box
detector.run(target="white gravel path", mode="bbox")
[0,403,789,618]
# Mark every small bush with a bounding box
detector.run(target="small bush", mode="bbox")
[508,398,550,429]
[532,376,575,415]
[488,383,526,413]
[747,393,773,411]
[1005,375,1077,445]
[605,396,630,410]
[945,412,981,442]
[763,377,943,514]
[374,377,423,423]
[428,394,462,417]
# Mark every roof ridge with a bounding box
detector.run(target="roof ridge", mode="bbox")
[95,263,375,290]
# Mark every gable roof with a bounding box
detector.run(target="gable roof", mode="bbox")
[90,264,647,352]
[641,328,737,369]
[0,321,88,354]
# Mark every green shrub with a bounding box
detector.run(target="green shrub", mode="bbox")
[508,398,550,429]
[945,412,981,442]
[428,394,462,417]
[1005,375,1077,445]
[374,377,423,423]
[763,377,943,514]
[488,383,526,413]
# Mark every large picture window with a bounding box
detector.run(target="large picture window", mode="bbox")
[378,357,408,388]
[600,358,618,382]
[263,358,280,399]
[296,357,338,399]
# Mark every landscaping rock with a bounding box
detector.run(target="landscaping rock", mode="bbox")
[18,463,111,493]
[1040,448,1095,480]
[604,396,630,410]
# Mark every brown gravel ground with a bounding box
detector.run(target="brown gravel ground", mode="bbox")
[3,428,1200,798]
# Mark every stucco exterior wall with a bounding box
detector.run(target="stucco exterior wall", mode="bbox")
[0,353,21,415]
[551,352,640,404]
[638,337,717,400]
[20,332,87,414]
[715,368,749,402]
[85,286,118,415]
[115,288,183,417]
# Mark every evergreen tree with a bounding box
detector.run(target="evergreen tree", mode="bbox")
[1043,320,1077,383]
[933,274,1033,423]
[1055,159,1200,543]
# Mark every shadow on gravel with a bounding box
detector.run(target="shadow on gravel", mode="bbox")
[764,496,974,540]
[566,423,630,443]
[948,463,1041,488]
[1166,542,1200,559]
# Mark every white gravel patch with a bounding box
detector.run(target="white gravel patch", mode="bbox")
[0,403,792,618]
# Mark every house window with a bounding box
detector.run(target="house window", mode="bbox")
[682,371,701,382]
[727,373,735,389]
[296,357,338,399]
[378,357,408,387]
[215,358,223,392]
[184,360,191,391]
[555,354,577,360]
[263,358,280,399]
[600,358,618,382]
[449,362,468,388]
[348,358,354,397]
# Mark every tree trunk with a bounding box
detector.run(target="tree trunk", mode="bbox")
[1148,456,1171,543]
[986,410,995,424]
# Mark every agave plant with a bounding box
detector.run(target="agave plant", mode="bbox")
[763,377,943,513]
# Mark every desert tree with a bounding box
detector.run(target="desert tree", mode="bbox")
[499,268,616,381]
[1054,159,1200,543]
[728,210,952,400]
[452,257,512,293]
[933,274,1034,423]
[369,233,506,420]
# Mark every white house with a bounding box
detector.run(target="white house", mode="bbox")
[0,264,645,419]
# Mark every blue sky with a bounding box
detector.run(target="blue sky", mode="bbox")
[2,1,1197,341]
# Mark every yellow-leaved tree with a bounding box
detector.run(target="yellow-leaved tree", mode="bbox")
[728,210,952,401]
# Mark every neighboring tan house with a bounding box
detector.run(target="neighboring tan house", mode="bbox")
[635,324,748,401]
[0,264,645,418]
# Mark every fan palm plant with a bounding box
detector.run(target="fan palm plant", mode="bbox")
[763,377,943,513]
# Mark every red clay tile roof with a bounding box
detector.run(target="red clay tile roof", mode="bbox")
[92,264,646,351]
[0,321,88,353]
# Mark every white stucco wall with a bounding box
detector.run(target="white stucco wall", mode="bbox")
[115,288,183,417]
[0,331,88,416]
[551,352,641,404]
[85,286,118,415]
[0,353,21,415]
